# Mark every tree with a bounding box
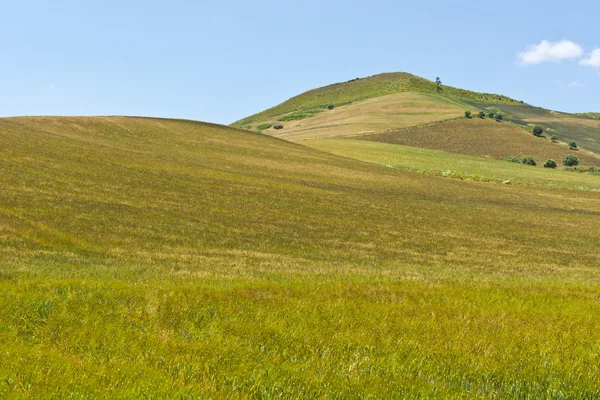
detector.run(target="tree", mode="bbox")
[479,111,485,119]
[435,77,442,93]
[568,141,578,149]
[563,155,579,166]
[274,125,284,130]
[522,156,536,166]
[488,112,495,118]
[327,104,335,110]
[532,126,544,137]
[495,114,503,122]
[543,159,557,169]
[465,111,472,118]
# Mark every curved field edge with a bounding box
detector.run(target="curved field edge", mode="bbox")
[2,117,600,397]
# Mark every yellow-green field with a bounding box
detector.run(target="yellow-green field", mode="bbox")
[247,93,467,142]
[353,118,600,167]
[2,117,600,398]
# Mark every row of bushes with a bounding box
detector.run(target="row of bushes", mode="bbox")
[465,111,503,121]
[504,155,579,167]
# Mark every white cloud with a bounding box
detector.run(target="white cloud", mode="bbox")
[517,40,584,65]
[579,49,600,67]
[568,81,586,87]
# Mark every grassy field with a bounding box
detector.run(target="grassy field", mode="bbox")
[304,138,600,191]
[353,118,600,167]
[249,93,468,142]
[2,117,600,398]
[232,72,524,128]
[461,101,600,155]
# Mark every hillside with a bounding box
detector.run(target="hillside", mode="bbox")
[234,72,600,157]
[355,117,600,166]
[3,117,600,397]
[232,72,524,128]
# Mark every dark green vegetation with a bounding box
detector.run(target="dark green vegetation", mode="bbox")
[232,72,524,127]
[3,116,600,397]
[522,156,536,166]
[257,123,272,131]
[564,154,580,167]
[544,159,557,169]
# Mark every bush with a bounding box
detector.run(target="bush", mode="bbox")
[327,104,335,110]
[568,141,578,149]
[478,111,485,119]
[522,156,536,166]
[495,114,503,122]
[532,126,544,137]
[257,123,272,131]
[543,159,557,168]
[551,135,558,143]
[488,112,495,118]
[504,156,521,163]
[563,155,579,166]
[273,125,284,130]
[465,111,472,118]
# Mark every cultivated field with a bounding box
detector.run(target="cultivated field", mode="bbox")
[2,117,600,398]
[252,93,466,142]
[354,118,600,166]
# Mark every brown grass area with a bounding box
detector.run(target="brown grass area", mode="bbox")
[257,92,466,142]
[356,118,600,166]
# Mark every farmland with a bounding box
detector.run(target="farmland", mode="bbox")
[2,116,600,397]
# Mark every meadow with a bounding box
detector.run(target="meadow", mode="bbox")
[2,117,600,398]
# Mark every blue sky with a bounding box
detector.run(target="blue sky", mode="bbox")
[2,0,599,124]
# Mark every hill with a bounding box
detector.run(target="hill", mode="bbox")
[234,72,600,156]
[2,117,600,397]
[354,117,600,166]
[232,72,524,128]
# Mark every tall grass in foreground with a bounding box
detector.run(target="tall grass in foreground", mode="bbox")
[1,117,600,398]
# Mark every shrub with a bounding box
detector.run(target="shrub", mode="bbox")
[495,114,503,122]
[478,111,485,119]
[504,156,521,163]
[551,135,558,143]
[488,112,495,118]
[563,155,579,166]
[465,111,472,118]
[327,104,335,110]
[273,125,284,130]
[543,159,557,168]
[257,123,272,131]
[522,156,536,166]
[532,126,544,137]
[568,141,578,149]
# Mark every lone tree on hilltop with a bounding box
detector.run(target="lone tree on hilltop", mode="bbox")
[435,77,442,93]
[532,126,544,137]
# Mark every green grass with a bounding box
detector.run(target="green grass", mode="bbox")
[277,109,323,121]
[232,72,524,127]
[257,123,272,130]
[304,139,600,191]
[3,117,600,398]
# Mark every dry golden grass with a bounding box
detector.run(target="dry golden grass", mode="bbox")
[355,117,600,166]
[248,93,466,142]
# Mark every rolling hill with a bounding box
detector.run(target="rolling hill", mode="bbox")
[234,72,600,159]
[3,116,600,397]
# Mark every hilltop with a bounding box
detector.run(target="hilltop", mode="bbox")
[234,72,600,158]
[2,116,600,397]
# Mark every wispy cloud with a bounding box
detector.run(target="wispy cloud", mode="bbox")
[517,40,584,65]
[579,49,600,67]
[567,81,586,88]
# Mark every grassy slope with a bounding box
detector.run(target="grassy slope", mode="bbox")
[251,92,467,142]
[232,72,523,127]
[2,117,600,397]
[305,139,600,191]
[462,101,600,154]
[355,117,600,167]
